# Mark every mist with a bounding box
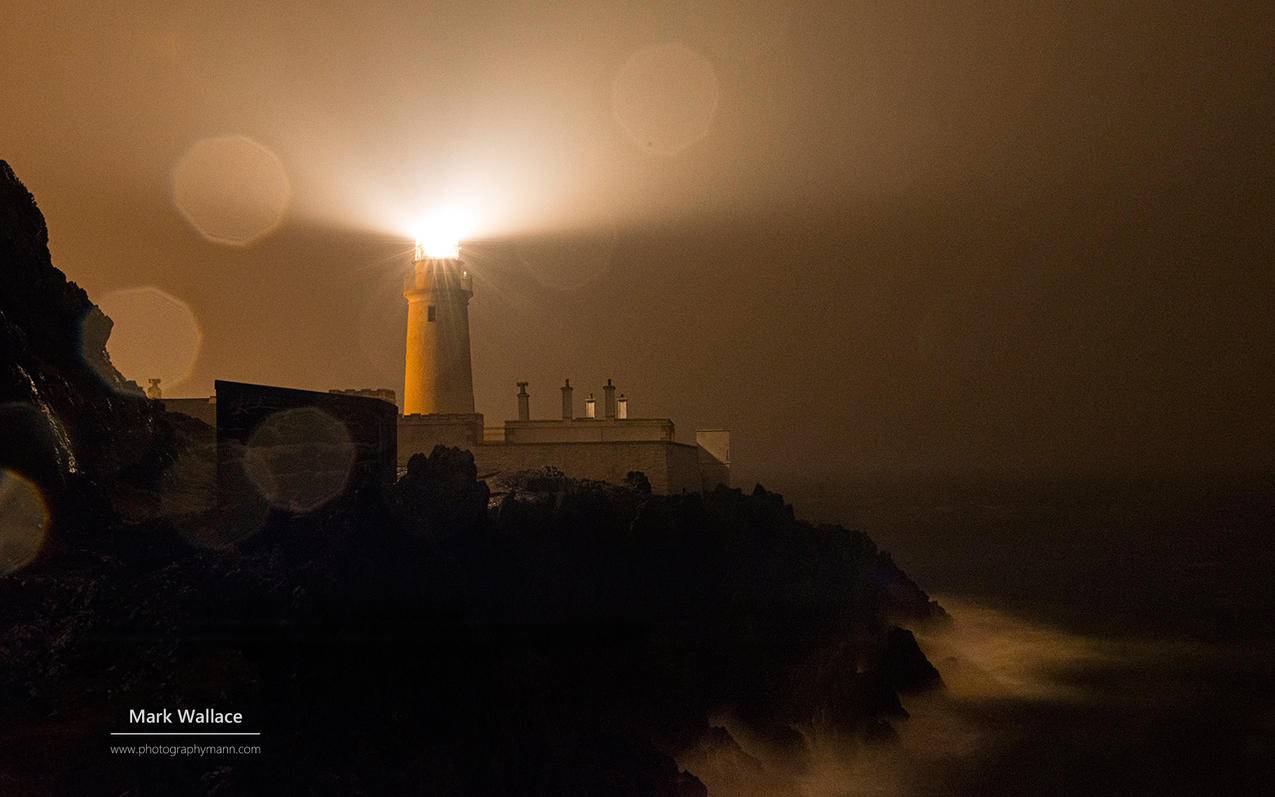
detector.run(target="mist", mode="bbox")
[3,1,1272,482]
[678,596,1269,795]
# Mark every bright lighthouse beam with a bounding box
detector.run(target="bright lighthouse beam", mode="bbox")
[412,205,474,261]
[414,235,458,261]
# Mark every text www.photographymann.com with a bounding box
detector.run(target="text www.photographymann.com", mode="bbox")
[109,743,261,757]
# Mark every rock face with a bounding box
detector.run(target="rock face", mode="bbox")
[393,444,491,542]
[0,161,947,794]
[0,160,172,536]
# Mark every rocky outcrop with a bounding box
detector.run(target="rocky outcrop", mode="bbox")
[393,445,491,542]
[0,161,946,794]
[0,160,173,538]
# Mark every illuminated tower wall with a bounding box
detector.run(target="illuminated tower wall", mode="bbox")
[403,254,475,415]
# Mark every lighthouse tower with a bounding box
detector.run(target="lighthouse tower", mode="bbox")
[402,243,475,415]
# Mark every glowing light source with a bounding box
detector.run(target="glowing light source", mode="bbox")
[412,205,474,261]
[415,238,457,261]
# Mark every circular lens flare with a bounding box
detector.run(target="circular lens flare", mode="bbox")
[0,469,49,575]
[612,42,720,156]
[243,408,356,513]
[172,134,292,246]
[86,286,203,394]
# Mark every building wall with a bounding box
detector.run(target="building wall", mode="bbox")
[501,417,674,444]
[215,380,398,511]
[162,397,217,427]
[161,386,727,495]
[697,458,730,490]
[695,429,731,489]
[331,387,397,407]
[170,393,727,495]
[398,413,484,467]
[472,440,701,495]
[399,415,726,493]
[665,442,703,495]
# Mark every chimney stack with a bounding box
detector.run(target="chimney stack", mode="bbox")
[516,381,530,421]
[585,393,596,418]
[603,378,617,419]
[617,393,628,419]
[561,379,573,420]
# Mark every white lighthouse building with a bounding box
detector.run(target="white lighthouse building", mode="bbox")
[402,246,475,415]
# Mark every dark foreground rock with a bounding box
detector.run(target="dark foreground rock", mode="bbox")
[0,162,176,539]
[0,161,945,794]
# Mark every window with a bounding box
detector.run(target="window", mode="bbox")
[427,305,436,322]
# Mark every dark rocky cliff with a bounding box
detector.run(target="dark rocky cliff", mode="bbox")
[0,160,174,540]
[0,161,946,794]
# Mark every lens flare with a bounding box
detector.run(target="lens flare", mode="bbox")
[612,42,720,156]
[242,408,357,513]
[0,469,50,575]
[172,134,292,246]
[87,286,203,393]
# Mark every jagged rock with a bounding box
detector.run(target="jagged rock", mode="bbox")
[625,470,653,496]
[880,626,943,693]
[0,160,173,538]
[0,161,946,794]
[392,445,490,542]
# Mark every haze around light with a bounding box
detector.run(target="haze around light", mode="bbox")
[411,204,476,260]
[3,0,1272,483]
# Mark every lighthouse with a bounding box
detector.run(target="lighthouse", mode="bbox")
[402,241,475,415]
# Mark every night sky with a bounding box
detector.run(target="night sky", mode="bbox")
[4,1,1271,485]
